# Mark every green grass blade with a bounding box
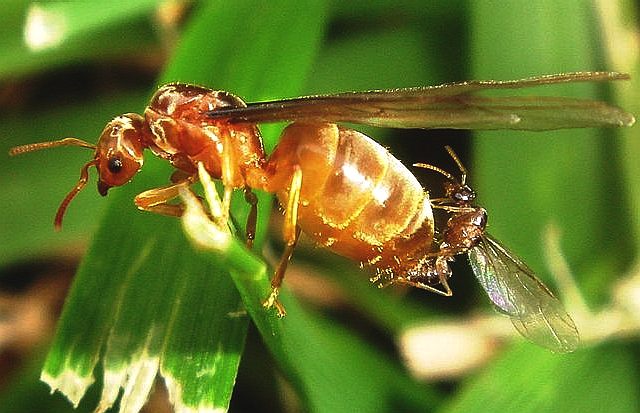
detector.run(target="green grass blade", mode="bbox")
[608,1,640,246]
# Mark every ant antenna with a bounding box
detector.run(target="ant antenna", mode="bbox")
[413,146,468,185]
[9,137,98,230]
[54,159,97,231]
[9,137,96,156]
[444,145,467,185]
[413,162,457,182]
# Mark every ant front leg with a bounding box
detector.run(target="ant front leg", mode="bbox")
[135,174,197,217]
[263,166,303,317]
[430,200,475,214]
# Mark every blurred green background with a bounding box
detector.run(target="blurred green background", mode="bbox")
[0,1,638,412]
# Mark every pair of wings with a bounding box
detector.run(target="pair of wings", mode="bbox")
[207,72,634,131]
[468,235,579,353]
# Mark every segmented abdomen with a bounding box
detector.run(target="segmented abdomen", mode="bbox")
[269,123,435,271]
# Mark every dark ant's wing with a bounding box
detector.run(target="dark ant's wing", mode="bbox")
[207,72,634,131]
[468,235,579,352]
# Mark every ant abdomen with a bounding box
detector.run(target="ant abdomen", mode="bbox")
[264,122,435,272]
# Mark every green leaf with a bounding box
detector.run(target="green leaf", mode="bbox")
[611,2,640,246]
[0,0,161,79]
[442,343,639,413]
[306,26,440,93]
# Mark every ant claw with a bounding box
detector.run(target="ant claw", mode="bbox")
[262,287,287,317]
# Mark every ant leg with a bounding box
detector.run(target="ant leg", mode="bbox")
[395,279,453,296]
[263,166,303,317]
[170,169,192,183]
[243,187,258,248]
[395,259,453,296]
[430,201,475,214]
[220,132,237,222]
[222,186,233,223]
[384,256,454,296]
[135,176,197,217]
[264,227,301,317]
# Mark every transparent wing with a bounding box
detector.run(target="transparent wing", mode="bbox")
[468,235,579,352]
[207,72,634,131]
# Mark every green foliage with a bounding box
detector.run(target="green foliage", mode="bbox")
[443,342,638,413]
[0,1,637,412]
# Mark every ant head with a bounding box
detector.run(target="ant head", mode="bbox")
[414,146,475,205]
[443,180,476,204]
[9,113,147,230]
[94,114,146,195]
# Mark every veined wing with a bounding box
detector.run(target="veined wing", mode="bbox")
[468,235,579,352]
[207,72,634,131]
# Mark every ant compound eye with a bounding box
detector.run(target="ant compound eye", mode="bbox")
[107,156,123,174]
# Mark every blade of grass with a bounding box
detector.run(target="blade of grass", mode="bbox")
[306,26,440,93]
[599,0,640,250]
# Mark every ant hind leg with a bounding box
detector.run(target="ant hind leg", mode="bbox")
[395,273,453,297]
[384,256,454,296]
[263,166,303,317]
[243,187,258,248]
